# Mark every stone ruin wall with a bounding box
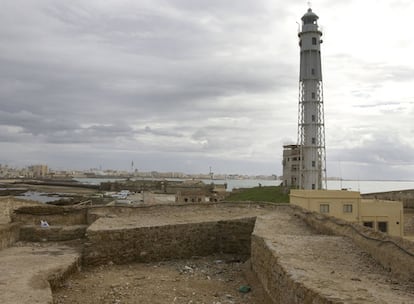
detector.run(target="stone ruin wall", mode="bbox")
[85,202,273,224]
[10,205,88,242]
[19,225,88,242]
[0,223,20,250]
[83,217,256,266]
[12,205,88,226]
[250,235,332,304]
[249,206,414,303]
[291,205,414,282]
[0,196,45,250]
[3,202,414,303]
[362,189,414,209]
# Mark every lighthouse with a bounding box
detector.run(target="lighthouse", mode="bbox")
[297,8,327,190]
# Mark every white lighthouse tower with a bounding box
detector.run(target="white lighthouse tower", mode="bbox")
[297,8,327,190]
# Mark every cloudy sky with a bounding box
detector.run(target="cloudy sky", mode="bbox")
[0,0,413,179]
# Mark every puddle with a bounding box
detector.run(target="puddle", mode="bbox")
[15,191,70,203]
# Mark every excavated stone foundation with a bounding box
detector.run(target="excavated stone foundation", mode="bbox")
[1,203,414,304]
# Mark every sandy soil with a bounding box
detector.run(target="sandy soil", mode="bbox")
[53,254,269,304]
[0,242,81,304]
[88,205,273,231]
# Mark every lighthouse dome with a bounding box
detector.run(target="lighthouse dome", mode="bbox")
[301,8,319,24]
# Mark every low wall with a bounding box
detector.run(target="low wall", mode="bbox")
[362,189,414,208]
[0,223,20,250]
[12,205,88,226]
[292,205,414,281]
[86,202,278,225]
[83,217,256,266]
[0,196,42,224]
[250,234,332,304]
[47,254,82,291]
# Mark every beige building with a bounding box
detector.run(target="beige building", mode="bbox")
[175,190,206,203]
[28,165,49,178]
[290,190,404,237]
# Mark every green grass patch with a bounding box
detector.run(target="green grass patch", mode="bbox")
[225,186,289,203]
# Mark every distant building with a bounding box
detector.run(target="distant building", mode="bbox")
[282,145,300,188]
[210,184,228,202]
[290,190,404,237]
[28,165,49,178]
[175,190,206,203]
[175,183,227,203]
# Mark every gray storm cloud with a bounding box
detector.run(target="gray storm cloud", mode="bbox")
[0,0,413,178]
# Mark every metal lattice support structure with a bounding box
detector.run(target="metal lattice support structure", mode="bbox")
[297,8,327,190]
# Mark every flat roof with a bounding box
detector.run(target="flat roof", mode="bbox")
[290,189,361,199]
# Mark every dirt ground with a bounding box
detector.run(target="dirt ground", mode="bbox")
[53,254,269,304]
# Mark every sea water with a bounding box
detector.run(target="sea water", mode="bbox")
[74,177,414,194]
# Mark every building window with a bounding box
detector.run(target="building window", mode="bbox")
[378,222,388,233]
[320,204,329,213]
[312,183,315,190]
[312,137,316,144]
[312,92,316,99]
[311,115,316,122]
[312,161,315,167]
[363,221,374,228]
[312,37,317,45]
[343,204,353,213]
[311,68,315,75]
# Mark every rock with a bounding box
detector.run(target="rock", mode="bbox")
[238,285,251,293]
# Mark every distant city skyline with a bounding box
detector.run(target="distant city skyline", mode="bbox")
[0,1,413,180]
[0,162,279,180]
[3,162,413,182]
